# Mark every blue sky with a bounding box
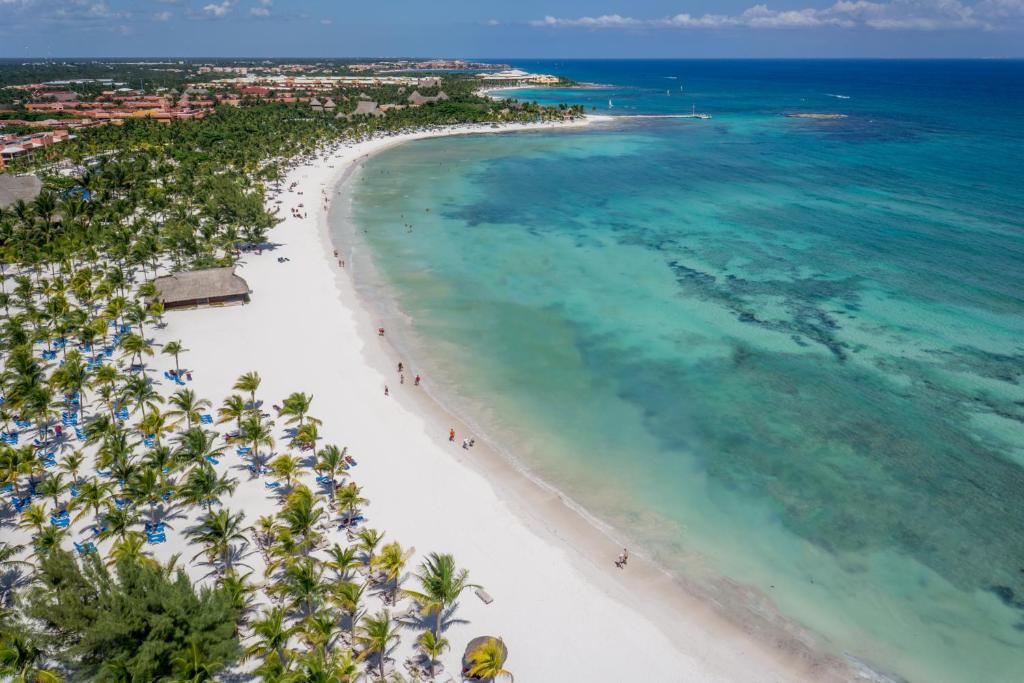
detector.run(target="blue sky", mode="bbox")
[2,1,1023,58]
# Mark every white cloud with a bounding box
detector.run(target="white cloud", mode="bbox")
[250,6,269,16]
[534,14,641,27]
[532,0,1024,31]
[485,18,501,26]
[153,10,172,21]
[203,1,233,18]
[320,17,332,25]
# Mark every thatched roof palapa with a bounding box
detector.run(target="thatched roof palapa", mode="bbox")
[407,90,449,106]
[0,174,42,209]
[154,267,250,307]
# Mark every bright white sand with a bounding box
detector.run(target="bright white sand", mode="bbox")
[37,118,834,681]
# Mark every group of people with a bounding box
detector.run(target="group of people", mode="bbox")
[615,548,629,569]
[384,361,421,398]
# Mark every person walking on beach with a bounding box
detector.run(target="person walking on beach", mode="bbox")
[462,438,469,450]
[400,374,404,384]
[384,386,389,397]
[449,428,456,442]
[414,375,421,386]
[615,548,629,569]
[397,362,404,373]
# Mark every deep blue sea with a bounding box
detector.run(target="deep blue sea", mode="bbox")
[339,60,1024,682]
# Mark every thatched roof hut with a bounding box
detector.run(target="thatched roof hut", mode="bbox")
[153,267,250,309]
[407,90,449,106]
[0,174,42,209]
[339,100,384,120]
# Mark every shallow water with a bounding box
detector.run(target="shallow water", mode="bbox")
[342,60,1024,682]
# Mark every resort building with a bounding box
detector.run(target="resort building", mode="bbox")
[153,267,251,309]
[0,130,74,169]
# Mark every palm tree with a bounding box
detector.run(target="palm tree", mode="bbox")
[311,647,360,683]
[371,541,413,603]
[294,421,320,459]
[217,568,256,629]
[0,624,63,683]
[404,553,479,638]
[17,503,47,535]
[278,486,323,553]
[329,580,366,639]
[356,610,399,681]
[71,476,113,526]
[240,414,274,475]
[187,507,250,569]
[50,350,89,421]
[178,463,236,510]
[138,406,177,446]
[233,371,261,408]
[356,528,384,566]
[35,473,68,512]
[108,531,158,569]
[58,450,84,486]
[171,637,224,683]
[168,388,210,430]
[127,466,165,520]
[464,637,513,682]
[418,630,450,680]
[315,444,345,501]
[174,426,225,469]
[217,394,247,433]
[162,340,187,374]
[298,611,339,652]
[281,556,328,617]
[325,543,361,581]
[280,391,312,426]
[336,482,366,528]
[122,375,163,418]
[270,453,301,489]
[32,526,68,559]
[144,444,176,487]
[99,506,139,544]
[119,332,152,370]
[245,605,297,668]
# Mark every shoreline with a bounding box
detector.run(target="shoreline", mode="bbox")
[146,116,874,681]
[313,120,873,681]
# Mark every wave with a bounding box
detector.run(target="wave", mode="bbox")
[826,93,852,99]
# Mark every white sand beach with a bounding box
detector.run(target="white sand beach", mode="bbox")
[47,118,852,681]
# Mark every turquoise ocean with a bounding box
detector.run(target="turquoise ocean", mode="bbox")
[336,61,1024,682]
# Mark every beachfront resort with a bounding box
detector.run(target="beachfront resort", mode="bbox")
[0,60,591,682]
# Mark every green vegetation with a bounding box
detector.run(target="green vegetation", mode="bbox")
[0,60,531,681]
[26,551,240,680]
